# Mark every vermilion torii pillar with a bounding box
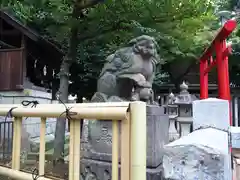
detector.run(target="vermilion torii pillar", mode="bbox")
[199,19,237,180]
[199,19,237,125]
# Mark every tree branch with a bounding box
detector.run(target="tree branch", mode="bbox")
[78,21,131,41]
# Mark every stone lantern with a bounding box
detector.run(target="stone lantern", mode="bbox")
[68,94,77,103]
[175,81,196,137]
[167,92,180,142]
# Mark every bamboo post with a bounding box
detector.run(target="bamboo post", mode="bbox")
[73,120,81,180]
[121,114,130,180]
[39,117,46,175]
[69,119,81,180]
[0,166,52,180]
[69,120,74,180]
[12,117,22,170]
[11,118,16,169]
[112,120,119,180]
[0,102,130,108]
[130,101,146,180]
[0,107,127,120]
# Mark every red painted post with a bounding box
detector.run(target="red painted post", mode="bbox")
[200,59,208,99]
[198,19,237,180]
[199,19,236,110]
[222,40,232,125]
[214,40,232,124]
[215,41,227,99]
[203,47,232,74]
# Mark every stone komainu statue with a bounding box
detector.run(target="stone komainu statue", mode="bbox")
[81,35,161,158]
[91,35,161,104]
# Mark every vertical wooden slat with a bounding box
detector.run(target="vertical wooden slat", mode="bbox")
[3,120,6,160]
[112,120,119,180]
[39,117,46,175]
[11,119,16,169]
[121,114,130,180]
[0,49,23,91]
[10,50,23,89]
[73,120,81,180]
[0,51,11,90]
[15,117,22,170]
[12,117,22,170]
[69,119,81,180]
[21,35,27,79]
[7,122,11,154]
[69,120,74,180]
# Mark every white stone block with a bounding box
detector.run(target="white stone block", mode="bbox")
[193,98,230,131]
[163,128,230,180]
[231,126,240,149]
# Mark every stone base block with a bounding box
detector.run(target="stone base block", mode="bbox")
[80,158,165,180]
[82,105,169,168]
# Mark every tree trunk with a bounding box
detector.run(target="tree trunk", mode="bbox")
[53,0,103,162]
[53,60,70,161]
[53,5,80,162]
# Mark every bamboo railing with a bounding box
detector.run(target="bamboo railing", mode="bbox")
[0,101,147,180]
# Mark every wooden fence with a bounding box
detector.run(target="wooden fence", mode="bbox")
[0,101,147,180]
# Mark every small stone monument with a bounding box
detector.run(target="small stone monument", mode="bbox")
[167,92,179,142]
[175,82,198,137]
[80,35,169,180]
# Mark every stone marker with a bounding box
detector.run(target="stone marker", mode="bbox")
[163,98,231,180]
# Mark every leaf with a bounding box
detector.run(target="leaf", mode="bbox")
[4,0,226,95]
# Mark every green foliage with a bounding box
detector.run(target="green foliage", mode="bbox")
[3,0,222,96]
[70,0,217,94]
[82,0,216,59]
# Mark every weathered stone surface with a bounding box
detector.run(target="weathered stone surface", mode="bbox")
[80,158,165,180]
[146,105,169,167]
[82,105,169,168]
[163,98,231,180]
[91,35,161,104]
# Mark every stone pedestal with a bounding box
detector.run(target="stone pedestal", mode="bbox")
[177,117,192,137]
[80,159,165,180]
[168,117,179,142]
[81,105,169,179]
